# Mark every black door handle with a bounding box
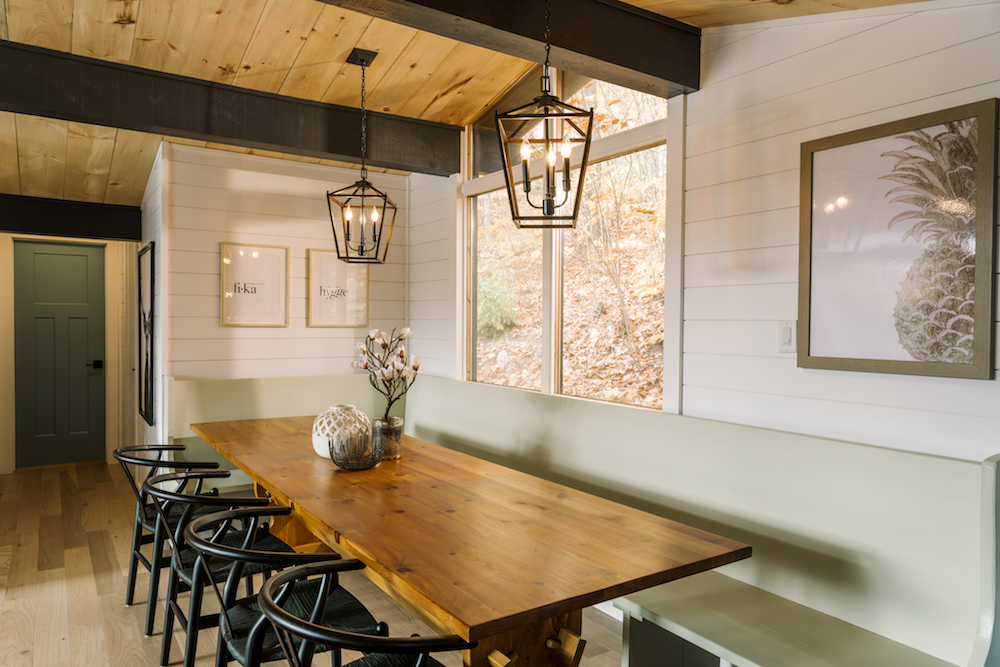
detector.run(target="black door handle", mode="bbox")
[86,360,104,369]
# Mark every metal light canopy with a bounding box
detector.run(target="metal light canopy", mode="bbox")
[328,48,398,264]
[495,2,593,229]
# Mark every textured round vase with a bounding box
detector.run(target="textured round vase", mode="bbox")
[312,405,381,470]
[373,416,404,460]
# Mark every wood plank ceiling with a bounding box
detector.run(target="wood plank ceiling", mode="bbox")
[0,0,930,208]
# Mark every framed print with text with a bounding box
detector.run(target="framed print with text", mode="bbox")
[307,248,368,327]
[798,99,997,378]
[220,243,289,327]
[138,242,155,425]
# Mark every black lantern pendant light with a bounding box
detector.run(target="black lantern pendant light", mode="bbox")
[328,48,398,264]
[495,0,593,228]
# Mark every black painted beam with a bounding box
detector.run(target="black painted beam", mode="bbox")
[0,42,461,176]
[317,0,700,98]
[0,194,141,242]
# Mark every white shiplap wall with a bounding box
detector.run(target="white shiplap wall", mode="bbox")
[407,173,461,379]
[683,0,1000,462]
[161,144,408,380]
[139,144,164,443]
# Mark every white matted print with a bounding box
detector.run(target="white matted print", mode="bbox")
[221,243,289,327]
[308,249,368,327]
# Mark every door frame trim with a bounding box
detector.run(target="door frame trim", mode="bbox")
[1,234,128,473]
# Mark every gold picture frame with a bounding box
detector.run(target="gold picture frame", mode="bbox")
[307,249,369,327]
[220,242,289,327]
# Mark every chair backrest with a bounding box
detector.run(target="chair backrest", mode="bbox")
[184,507,369,665]
[184,507,358,568]
[259,561,477,667]
[142,470,270,551]
[113,445,219,503]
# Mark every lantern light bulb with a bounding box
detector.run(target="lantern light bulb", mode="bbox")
[345,206,353,221]
[520,143,531,160]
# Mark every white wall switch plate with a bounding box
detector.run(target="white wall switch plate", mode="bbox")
[779,321,796,353]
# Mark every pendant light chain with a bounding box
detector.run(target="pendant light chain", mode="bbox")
[542,0,552,95]
[360,64,368,181]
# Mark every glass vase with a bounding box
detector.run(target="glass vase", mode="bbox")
[313,405,382,470]
[373,416,404,460]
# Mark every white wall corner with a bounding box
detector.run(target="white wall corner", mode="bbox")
[664,94,686,416]
[452,172,466,381]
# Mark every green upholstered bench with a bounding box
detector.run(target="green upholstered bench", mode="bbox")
[614,454,1000,667]
[616,571,957,667]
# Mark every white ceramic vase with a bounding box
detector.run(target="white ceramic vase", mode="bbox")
[312,404,379,469]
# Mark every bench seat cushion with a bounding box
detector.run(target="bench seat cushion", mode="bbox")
[615,571,957,667]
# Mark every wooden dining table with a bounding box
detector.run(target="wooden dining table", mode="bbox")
[191,416,751,667]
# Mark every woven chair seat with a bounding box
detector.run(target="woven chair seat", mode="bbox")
[224,579,377,665]
[174,530,295,587]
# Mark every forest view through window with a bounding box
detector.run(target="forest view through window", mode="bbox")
[562,145,665,408]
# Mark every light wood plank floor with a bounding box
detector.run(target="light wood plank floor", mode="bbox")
[0,461,623,667]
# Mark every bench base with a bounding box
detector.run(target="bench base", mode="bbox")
[615,571,957,667]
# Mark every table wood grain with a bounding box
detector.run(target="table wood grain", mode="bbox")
[191,416,751,665]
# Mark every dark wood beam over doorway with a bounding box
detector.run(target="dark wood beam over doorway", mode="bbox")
[317,0,701,98]
[0,194,141,242]
[0,42,462,176]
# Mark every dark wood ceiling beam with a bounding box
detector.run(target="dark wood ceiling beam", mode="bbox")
[0,42,461,176]
[317,0,701,98]
[0,194,141,241]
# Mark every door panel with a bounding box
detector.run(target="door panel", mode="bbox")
[14,241,106,468]
[68,317,90,433]
[33,317,57,436]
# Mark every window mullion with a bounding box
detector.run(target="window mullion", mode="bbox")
[541,228,556,395]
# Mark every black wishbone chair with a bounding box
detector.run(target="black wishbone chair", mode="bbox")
[143,470,286,667]
[260,561,477,667]
[184,507,381,667]
[112,444,220,636]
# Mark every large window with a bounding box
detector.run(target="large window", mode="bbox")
[471,79,667,409]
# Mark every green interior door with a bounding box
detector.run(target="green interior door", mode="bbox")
[14,241,106,468]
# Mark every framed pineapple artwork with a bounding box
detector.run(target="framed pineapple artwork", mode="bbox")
[798,99,997,379]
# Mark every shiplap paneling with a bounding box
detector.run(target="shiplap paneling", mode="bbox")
[685,209,799,255]
[160,143,408,381]
[683,384,1000,462]
[685,245,798,288]
[684,0,1000,464]
[685,320,795,358]
[690,36,1000,159]
[407,173,459,379]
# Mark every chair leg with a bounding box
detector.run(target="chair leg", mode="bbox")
[145,519,166,636]
[215,624,231,667]
[125,504,144,606]
[160,564,180,667]
[183,565,206,667]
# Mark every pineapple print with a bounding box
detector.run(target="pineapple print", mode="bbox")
[880,118,978,363]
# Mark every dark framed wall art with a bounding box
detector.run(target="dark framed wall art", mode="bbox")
[138,242,155,425]
[798,99,998,379]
